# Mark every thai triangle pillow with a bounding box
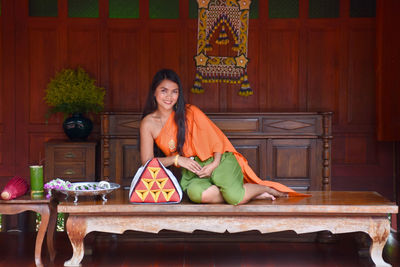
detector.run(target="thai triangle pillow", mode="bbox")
[129,158,182,203]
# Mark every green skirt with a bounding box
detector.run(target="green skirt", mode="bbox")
[180,152,245,205]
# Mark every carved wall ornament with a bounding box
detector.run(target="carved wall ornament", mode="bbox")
[192,0,252,96]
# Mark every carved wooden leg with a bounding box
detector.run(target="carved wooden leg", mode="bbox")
[64,216,87,267]
[47,201,58,261]
[35,206,49,267]
[368,218,391,267]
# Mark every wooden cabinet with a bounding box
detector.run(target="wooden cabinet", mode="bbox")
[44,141,97,182]
[101,112,332,190]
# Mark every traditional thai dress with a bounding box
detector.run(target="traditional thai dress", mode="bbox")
[155,105,306,204]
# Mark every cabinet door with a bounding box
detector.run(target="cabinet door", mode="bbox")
[267,139,318,191]
[110,138,141,188]
[230,139,267,179]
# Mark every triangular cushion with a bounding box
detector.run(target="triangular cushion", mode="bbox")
[129,158,182,204]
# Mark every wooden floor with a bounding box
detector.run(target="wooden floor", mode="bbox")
[0,231,399,267]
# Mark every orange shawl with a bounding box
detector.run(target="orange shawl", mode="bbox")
[155,105,307,197]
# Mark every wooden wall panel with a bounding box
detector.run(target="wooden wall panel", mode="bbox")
[0,16,3,167]
[332,140,393,198]
[332,135,377,165]
[108,29,142,111]
[0,0,395,203]
[0,17,2,124]
[376,0,400,140]
[29,133,64,165]
[306,27,340,115]
[67,26,101,78]
[28,27,58,123]
[0,0,16,181]
[267,29,300,110]
[347,27,375,124]
[149,29,181,79]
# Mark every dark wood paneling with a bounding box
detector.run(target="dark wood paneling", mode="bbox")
[0,0,16,181]
[267,29,300,110]
[28,26,58,123]
[0,0,395,204]
[108,29,142,111]
[67,25,101,78]
[347,26,375,125]
[376,0,400,141]
[149,28,181,80]
[306,26,340,115]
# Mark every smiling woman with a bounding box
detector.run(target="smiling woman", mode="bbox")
[139,69,305,206]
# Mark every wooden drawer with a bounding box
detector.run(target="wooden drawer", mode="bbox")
[45,141,97,182]
[53,163,86,179]
[54,149,86,162]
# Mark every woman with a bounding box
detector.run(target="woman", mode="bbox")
[140,69,302,205]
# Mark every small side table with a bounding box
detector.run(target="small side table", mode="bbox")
[0,195,57,267]
[45,140,97,182]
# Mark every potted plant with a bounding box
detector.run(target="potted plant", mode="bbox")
[44,67,106,140]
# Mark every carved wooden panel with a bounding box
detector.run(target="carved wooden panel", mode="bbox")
[262,115,322,135]
[102,112,331,191]
[268,139,317,191]
[112,138,140,187]
[230,139,267,178]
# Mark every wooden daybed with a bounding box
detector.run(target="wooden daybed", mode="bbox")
[54,112,398,266]
[46,112,390,266]
[59,190,398,266]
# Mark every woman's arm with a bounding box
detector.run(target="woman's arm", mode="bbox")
[139,118,156,165]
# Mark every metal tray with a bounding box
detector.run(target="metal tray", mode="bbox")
[57,181,120,203]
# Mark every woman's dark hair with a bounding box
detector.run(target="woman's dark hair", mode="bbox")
[142,69,186,156]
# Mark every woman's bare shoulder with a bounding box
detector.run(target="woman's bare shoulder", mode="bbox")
[140,113,157,129]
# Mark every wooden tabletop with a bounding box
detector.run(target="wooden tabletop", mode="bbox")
[58,190,398,216]
[0,195,50,204]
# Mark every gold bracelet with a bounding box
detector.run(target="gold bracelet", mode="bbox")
[174,154,180,167]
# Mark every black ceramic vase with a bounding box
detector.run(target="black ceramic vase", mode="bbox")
[63,113,93,141]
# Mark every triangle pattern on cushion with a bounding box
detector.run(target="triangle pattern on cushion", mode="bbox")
[129,158,183,203]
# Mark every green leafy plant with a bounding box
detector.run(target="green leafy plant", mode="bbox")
[44,67,105,118]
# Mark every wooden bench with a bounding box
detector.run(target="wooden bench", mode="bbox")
[58,190,398,267]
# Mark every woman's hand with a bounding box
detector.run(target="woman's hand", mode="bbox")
[196,152,221,178]
[178,156,202,174]
[196,162,218,178]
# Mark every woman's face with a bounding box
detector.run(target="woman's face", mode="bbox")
[154,79,179,111]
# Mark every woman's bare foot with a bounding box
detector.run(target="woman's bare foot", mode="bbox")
[254,192,275,200]
[265,186,288,197]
